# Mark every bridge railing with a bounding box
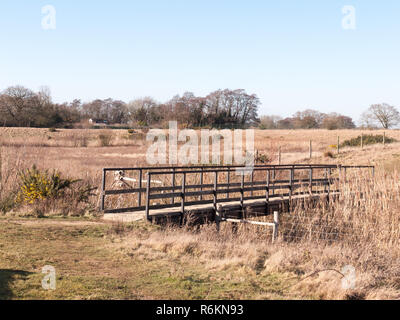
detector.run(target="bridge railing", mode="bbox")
[101,164,374,216]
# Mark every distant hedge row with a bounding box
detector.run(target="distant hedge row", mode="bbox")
[340,134,396,147]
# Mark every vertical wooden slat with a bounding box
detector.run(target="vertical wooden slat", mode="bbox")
[327,168,331,201]
[240,172,244,214]
[199,167,204,201]
[181,172,186,224]
[171,168,176,204]
[250,169,254,197]
[213,171,219,228]
[145,173,151,221]
[309,166,313,195]
[100,169,106,211]
[138,169,142,207]
[226,168,230,199]
[213,171,218,211]
[289,167,293,212]
[266,169,270,205]
[272,168,276,196]
[309,140,312,159]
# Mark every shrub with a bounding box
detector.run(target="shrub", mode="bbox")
[17,165,78,204]
[255,152,271,164]
[48,128,57,133]
[0,193,17,214]
[13,165,97,216]
[340,134,396,148]
[324,151,335,158]
[98,134,112,147]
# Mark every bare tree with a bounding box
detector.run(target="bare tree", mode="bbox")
[127,97,160,126]
[292,109,325,129]
[321,113,355,130]
[361,104,400,129]
[259,115,282,129]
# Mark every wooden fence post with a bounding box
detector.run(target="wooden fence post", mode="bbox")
[337,136,340,155]
[383,132,386,147]
[272,211,279,243]
[361,133,364,150]
[278,146,281,165]
[309,140,312,159]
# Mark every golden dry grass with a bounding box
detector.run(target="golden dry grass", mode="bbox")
[1,127,400,299]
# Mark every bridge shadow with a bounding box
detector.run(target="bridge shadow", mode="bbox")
[0,269,33,300]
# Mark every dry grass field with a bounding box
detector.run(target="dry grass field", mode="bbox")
[1,127,400,300]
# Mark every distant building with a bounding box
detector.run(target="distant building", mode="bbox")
[88,119,109,126]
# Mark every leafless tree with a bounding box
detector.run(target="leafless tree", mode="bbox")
[259,115,282,129]
[127,97,160,126]
[321,113,355,130]
[360,103,400,129]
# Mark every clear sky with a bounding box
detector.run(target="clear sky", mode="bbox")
[0,1,399,122]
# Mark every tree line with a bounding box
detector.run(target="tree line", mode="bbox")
[1,85,399,129]
[260,110,356,130]
[0,86,259,129]
[260,104,400,130]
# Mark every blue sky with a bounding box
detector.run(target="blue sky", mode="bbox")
[0,1,399,122]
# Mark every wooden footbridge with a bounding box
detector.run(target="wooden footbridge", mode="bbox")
[101,164,374,227]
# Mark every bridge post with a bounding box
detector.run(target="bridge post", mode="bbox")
[240,172,244,216]
[101,168,106,211]
[250,170,254,197]
[180,172,186,225]
[309,166,313,195]
[328,168,331,201]
[199,167,204,201]
[213,171,219,230]
[172,168,176,204]
[289,167,293,212]
[272,168,276,196]
[145,173,151,221]
[227,168,230,199]
[138,169,142,207]
[266,169,270,213]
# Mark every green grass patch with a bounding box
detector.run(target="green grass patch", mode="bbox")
[0,218,306,300]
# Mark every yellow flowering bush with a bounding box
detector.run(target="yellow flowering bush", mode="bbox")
[17,165,78,204]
